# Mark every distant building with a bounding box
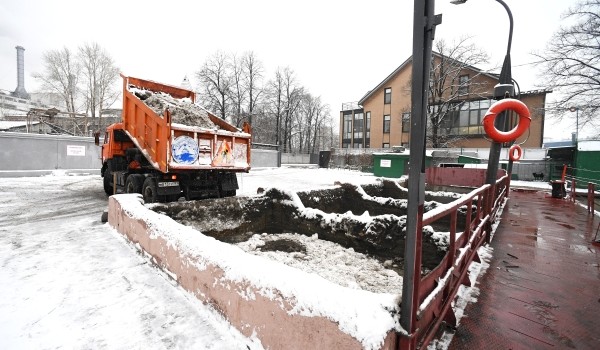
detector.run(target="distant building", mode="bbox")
[340,52,550,149]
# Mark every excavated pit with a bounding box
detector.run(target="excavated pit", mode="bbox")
[151,180,474,277]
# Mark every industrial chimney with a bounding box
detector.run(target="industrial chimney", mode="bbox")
[12,46,30,100]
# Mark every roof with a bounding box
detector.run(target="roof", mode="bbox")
[0,121,28,130]
[357,52,502,106]
[521,89,553,96]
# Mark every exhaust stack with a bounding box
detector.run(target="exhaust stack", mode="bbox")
[12,46,30,100]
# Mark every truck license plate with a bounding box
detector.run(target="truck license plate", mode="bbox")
[158,181,179,187]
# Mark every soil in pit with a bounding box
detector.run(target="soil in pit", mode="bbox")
[151,182,466,277]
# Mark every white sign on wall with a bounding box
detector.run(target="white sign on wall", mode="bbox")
[67,145,86,156]
[380,159,391,168]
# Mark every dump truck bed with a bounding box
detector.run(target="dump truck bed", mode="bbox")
[120,75,251,173]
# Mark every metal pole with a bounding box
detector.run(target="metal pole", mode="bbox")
[485,0,514,188]
[401,0,441,346]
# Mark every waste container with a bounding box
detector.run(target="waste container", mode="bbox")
[318,151,331,168]
[550,180,566,198]
[373,153,431,177]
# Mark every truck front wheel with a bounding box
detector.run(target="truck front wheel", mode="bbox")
[142,177,158,203]
[103,171,114,196]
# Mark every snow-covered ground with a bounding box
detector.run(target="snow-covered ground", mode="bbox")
[0,167,553,349]
[0,167,379,349]
[0,172,264,349]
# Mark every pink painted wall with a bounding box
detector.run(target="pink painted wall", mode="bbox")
[426,167,506,188]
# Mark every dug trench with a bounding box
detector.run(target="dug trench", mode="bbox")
[150,179,476,276]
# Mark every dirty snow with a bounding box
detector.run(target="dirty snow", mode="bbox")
[0,173,262,350]
[236,233,403,294]
[129,85,217,128]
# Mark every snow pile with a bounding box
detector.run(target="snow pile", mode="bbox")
[236,233,403,294]
[426,245,494,350]
[114,194,402,350]
[129,85,217,128]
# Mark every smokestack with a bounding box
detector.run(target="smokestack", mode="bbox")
[12,46,30,100]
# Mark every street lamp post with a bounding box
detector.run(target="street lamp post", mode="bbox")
[453,0,514,237]
[401,0,515,348]
[570,106,579,142]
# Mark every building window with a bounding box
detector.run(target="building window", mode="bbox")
[402,112,410,133]
[343,113,352,140]
[365,112,371,148]
[383,115,391,133]
[384,88,392,104]
[439,99,491,136]
[383,143,390,148]
[353,112,364,139]
[458,75,469,95]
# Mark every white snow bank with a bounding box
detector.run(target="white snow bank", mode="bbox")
[114,194,402,350]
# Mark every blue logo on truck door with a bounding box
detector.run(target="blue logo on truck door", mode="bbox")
[172,136,199,164]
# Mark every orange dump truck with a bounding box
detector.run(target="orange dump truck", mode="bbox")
[96,74,251,202]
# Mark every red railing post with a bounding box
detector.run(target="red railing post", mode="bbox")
[448,211,457,271]
[465,199,473,241]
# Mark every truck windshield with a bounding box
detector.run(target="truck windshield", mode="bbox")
[114,129,131,142]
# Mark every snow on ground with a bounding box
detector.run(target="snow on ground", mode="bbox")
[0,174,262,350]
[0,166,552,349]
[236,233,403,294]
[236,166,380,196]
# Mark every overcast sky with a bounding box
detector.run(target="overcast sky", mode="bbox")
[0,0,583,140]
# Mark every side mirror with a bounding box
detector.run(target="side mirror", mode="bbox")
[94,131,100,146]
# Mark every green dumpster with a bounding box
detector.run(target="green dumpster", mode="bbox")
[458,155,482,164]
[373,153,431,178]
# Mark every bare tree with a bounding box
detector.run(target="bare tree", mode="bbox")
[426,38,490,147]
[230,53,246,127]
[78,42,119,132]
[196,51,232,122]
[33,47,80,115]
[282,67,304,152]
[299,93,329,153]
[264,67,286,146]
[242,51,264,126]
[535,0,600,128]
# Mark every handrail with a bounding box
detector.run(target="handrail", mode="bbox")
[410,174,509,349]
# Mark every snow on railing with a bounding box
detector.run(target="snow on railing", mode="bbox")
[411,174,509,349]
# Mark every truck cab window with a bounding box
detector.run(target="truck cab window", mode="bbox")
[114,129,131,142]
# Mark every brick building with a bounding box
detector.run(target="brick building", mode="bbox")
[340,52,550,149]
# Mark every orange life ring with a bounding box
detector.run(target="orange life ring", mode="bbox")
[509,144,522,161]
[482,99,531,143]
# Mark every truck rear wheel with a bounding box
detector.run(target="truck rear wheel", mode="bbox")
[103,171,114,196]
[125,175,144,194]
[142,177,158,203]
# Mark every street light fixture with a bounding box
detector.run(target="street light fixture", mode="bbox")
[569,106,579,142]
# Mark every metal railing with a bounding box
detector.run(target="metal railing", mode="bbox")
[405,173,509,349]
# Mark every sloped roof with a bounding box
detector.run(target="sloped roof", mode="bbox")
[357,52,500,105]
[0,121,39,131]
